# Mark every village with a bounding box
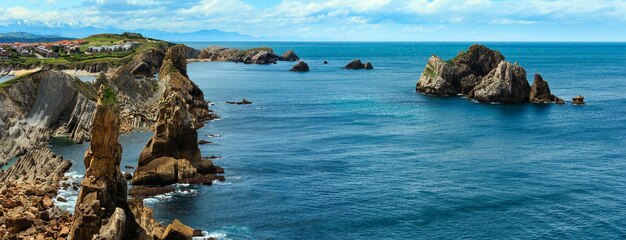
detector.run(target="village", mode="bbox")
[0,39,140,60]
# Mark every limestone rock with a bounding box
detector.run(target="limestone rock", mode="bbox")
[530,74,564,104]
[290,61,309,72]
[197,46,281,64]
[69,86,140,240]
[162,219,194,240]
[279,50,300,61]
[415,56,457,96]
[251,51,277,64]
[468,61,530,103]
[93,208,125,240]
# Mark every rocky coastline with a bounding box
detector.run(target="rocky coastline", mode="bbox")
[191,46,299,64]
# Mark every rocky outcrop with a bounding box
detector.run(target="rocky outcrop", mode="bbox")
[344,59,373,70]
[0,147,72,240]
[133,45,222,186]
[290,61,309,72]
[69,86,141,240]
[572,95,585,105]
[162,219,194,240]
[415,56,457,96]
[181,45,201,59]
[468,61,530,103]
[530,74,565,104]
[226,98,252,105]
[416,44,565,104]
[0,71,97,167]
[279,50,300,61]
[153,45,217,128]
[197,46,299,64]
[127,47,167,78]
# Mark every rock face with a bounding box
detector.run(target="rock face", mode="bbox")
[197,46,299,64]
[415,56,458,96]
[530,74,565,104]
[69,86,140,240]
[133,45,222,186]
[279,50,300,61]
[468,61,530,103]
[416,44,564,104]
[0,71,97,167]
[344,59,373,70]
[290,61,309,72]
[127,47,167,78]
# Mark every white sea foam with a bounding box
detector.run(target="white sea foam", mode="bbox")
[195,231,231,240]
[143,184,199,204]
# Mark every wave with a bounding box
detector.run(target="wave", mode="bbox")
[143,184,199,204]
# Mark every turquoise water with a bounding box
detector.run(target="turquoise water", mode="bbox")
[54,42,626,239]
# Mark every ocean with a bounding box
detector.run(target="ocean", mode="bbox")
[52,42,626,239]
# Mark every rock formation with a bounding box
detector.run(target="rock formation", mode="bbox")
[529,74,565,104]
[279,50,300,61]
[197,46,300,64]
[0,147,72,239]
[416,44,565,104]
[0,71,97,167]
[344,59,373,70]
[468,61,530,103]
[69,85,140,240]
[133,45,223,186]
[572,95,585,105]
[290,61,310,72]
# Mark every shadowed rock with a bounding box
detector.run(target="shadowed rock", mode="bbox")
[468,61,530,103]
[572,95,585,105]
[279,50,300,61]
[530,74,564,104]
[290,61,309,72]
[344,59,373,70]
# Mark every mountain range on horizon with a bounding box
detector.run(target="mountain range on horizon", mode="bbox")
[0,21,266,42]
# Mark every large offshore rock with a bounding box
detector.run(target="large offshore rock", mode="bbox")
[290,61,309,72]
[343,59,373,70]
[468,61,530,103]
[197,46,284,64]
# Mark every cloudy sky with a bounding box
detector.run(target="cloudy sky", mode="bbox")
[1,0,626,41]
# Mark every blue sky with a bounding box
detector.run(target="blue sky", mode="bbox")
[1,0,625,41]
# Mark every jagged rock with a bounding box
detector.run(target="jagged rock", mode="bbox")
[197,46,281,64]
[365,62,374,70]
[162,219,194,240]
[181,45,201,59]
[130,62,151,78]
[226,98,252,104]
[343,59,371,70]
[468,61,530,103]
[124,172,133,180]
[279,50,300,61]
[133,46,223,186]
[415,56,457,96]
[251,51,277,64]
[69,86,140,240]
[290,61,309,72]
[530,74,564,104]
[572,95,585,105]
[93,208,125,240]
[0,71,97,167]
[153,45,217,127]
[128,198,166,238]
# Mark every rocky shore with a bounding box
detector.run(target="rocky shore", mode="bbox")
[416,44,565,104]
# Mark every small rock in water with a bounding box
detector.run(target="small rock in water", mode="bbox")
[124,165,135,169]
[124,172,133,180]
[56,196,67,202]
[198,140,212,145]
[290,61,309,72]
[226,98,252,105]
[572,95,585,105]
[323,60,328,64]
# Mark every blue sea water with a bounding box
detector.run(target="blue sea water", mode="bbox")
[53,42,626,239]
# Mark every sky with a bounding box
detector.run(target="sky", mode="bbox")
[0,0,625,41]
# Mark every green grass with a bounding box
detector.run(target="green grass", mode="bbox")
[101,86,117,106]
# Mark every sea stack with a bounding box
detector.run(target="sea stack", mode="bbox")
[572,95,585,105]
[132,45,223,186]
[290,61,309,72]
[529,74,565,104]
[280,50,300,61]
[416,44,565,104]
[344,59,373,70]
[69,86,140,240]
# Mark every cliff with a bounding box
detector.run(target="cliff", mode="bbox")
[0,71,97,167]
